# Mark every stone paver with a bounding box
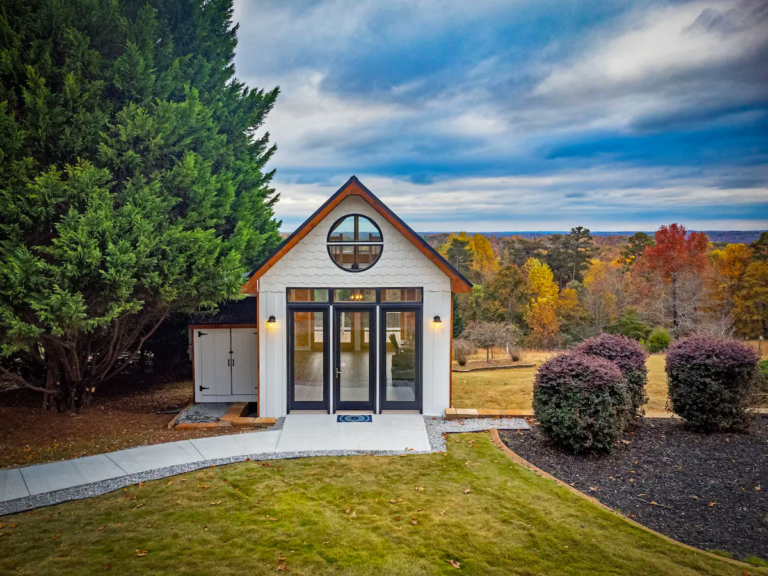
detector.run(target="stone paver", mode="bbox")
[190,431,281,459]
[106,440,205,475]
[275,414,432,453]
[0,469,29,501]
[20,454,125,495]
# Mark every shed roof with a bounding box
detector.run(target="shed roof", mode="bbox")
[190,297,256,326]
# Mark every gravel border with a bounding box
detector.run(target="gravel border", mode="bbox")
[424,416,530,452]
[176,402,231,424]
[0,415,526,517]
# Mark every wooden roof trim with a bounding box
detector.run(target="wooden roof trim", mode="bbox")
[242,176,472,294]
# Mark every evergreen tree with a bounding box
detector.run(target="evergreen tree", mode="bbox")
[0,0,281,410]
[444,236,474,279]
[750,231,768,262]
[452,294,465,338]
[563,226,596,283]
[620,232,655,266]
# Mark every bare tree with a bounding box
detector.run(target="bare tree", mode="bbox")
[464,321,521,361]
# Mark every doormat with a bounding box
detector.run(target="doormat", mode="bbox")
[337,415,372,423]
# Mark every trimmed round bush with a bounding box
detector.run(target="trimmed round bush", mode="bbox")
[647,327,672,353]
[533,352,630,453]
[574,333,648,419]
[666,336,760,432]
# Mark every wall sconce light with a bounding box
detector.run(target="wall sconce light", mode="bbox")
[267,315,276,326]
[433,315,442,326]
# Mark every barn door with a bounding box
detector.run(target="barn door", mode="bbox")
[231,328,257,395]
[197,329,231,397]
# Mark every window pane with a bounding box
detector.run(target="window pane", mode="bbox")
[288,289,329,302]
[357,217,382,242]
[328,215,382,242]
[338,310,372,402]
[329,245,381,271]
[334,289,376,302]
[385,311,417,402]
[381,288,422,302]
[292,311,325,402]
[328,216,356,241]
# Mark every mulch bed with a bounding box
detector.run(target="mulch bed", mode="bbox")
[500,418,768,561]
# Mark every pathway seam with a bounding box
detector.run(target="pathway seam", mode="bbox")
[188,440,208,462]
[104,453,130,476]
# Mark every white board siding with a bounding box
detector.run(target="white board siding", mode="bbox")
[257,195,452,417]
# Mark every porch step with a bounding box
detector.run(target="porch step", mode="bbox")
[232,417,276,427]
[220,402,249,422]
[445,408,532,420]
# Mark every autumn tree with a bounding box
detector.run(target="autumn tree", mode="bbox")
[483,265,527,323]
[0,0,281,410]
[637,224,709,337]
[733,262,768,337]
[702,243,752,334]
[470,233,499,283]
[523,258,562,348]
[582,259,621,333]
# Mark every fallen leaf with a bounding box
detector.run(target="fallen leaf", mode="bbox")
[135,550,148,557]
[10,524,18,528]
[415,486,424,492]
[447,559,461,569]
[463,488,471,494]
[345,509,350,514]
[411,519,418,525]
[389,499,397,504]
[269,518,279,522]
[52,534,61,540]
[708,502,717,507]
[210,501,222,506]
[98,525,106,532]
[650,501,658,506]
[322,541,330,545]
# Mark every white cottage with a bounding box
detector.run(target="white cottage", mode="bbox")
[189,176,472,417]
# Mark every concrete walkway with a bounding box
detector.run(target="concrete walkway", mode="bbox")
[0,414,470,515]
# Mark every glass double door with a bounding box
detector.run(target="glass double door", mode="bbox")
[288,306,420,413]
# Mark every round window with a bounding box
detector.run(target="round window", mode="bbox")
[327,214,383,272]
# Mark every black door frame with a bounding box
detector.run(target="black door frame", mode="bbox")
[333,306,377,412]
[379,306,422,412]
[287,307,330,412]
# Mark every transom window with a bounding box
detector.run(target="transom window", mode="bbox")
[327,214,383,272]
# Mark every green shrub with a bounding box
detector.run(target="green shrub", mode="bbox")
[608,309,652,341]
[573,333,648,420]
[533,352,630,453]
[666,336,760,432]
[647,328,672,353]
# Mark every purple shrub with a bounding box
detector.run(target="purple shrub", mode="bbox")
[574,333,649,419]
[533,352,630,453]
[666,336,760,432]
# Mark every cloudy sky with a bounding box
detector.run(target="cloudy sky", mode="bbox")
[232,0,768,232]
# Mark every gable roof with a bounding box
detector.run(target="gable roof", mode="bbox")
[242,176,472,294]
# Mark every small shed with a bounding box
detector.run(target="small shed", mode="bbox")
[189,297,258,403]
[189,176,472,417]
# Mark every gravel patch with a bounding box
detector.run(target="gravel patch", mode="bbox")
[500,418,768,561]
[425,416,530,452]
[176,402,231,424]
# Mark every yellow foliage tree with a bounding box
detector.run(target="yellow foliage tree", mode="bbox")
[470,233,499,282]
[582,259,621,331]
[706,243,753,322]
[522,258,562,347]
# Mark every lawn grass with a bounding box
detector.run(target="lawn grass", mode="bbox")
[0,433,754,575]
[453,353,670,412]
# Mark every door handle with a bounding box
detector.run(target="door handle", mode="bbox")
[335,368,341,378]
